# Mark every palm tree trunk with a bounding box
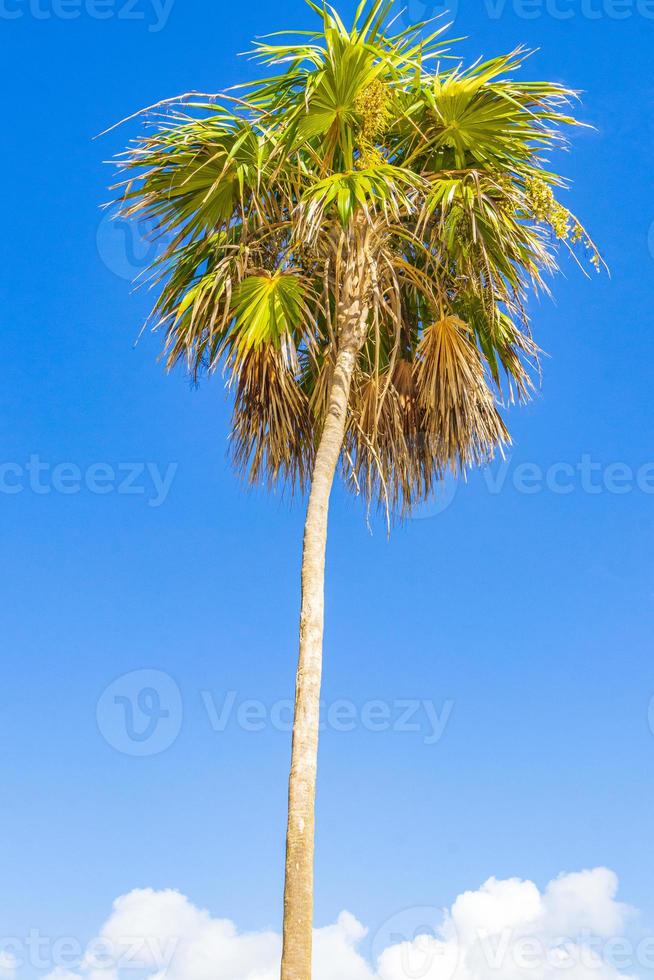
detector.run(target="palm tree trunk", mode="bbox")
[279,340,360,980]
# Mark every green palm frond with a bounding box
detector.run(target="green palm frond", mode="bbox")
[230,273,310,357]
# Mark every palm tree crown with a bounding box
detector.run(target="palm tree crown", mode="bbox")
[115,0,599,517]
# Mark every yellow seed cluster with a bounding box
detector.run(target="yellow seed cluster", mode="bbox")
[526,176,601,271]
[491,172,516,216]
[551,204,571,240]
[356,144,385,170]
[354,79,391,169]
[526,176,556,223]
[527,176,571,237]
[354,79,391,141]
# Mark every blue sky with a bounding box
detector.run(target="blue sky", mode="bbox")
[1,0,654,977]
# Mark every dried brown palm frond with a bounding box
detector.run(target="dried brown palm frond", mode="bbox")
[229,342,314,490]
[415,314,509,468]
[345,363,438,515]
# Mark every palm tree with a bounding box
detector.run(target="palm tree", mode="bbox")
[112,3,600,976]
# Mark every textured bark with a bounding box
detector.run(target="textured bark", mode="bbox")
[281,242,369,980]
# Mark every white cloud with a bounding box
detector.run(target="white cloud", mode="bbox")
[42,971,84,980]
[0,951,17,980]
[33,868,640,980]
[542,869,630,938]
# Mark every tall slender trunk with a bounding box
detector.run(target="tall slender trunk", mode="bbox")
[280,343,357,980]
[281,239,370,979]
